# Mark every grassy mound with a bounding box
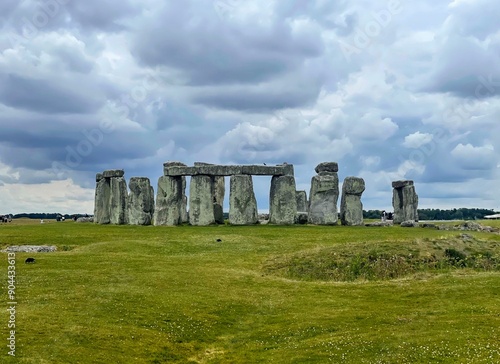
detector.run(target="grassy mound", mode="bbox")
[263,234,500,282]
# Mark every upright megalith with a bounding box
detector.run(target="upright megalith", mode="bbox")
[308,162,339,225]
[392,180,419,224]
[213,176,225,224]
[189,175,216,226]
[110,176,128,224]
[94,173,111,224]
[229,175,258,225]
[154,162,188,226]
[94,170,128,225]
[269,175,297,225]
[296,190,308,212]
[340,177,365,226]
[128,177,154,225]
[194,163,225,224]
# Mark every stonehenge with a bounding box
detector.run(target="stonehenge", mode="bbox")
[295,191,308,212]
[154,162,187,226]
[308,162,339,225]
[94,170,128,224]
[128,177,154,225]
[269,175,297,225]
[93,162,418,228]
[229,175,258,225]
[340,177,365,226]
[392,180,419,224]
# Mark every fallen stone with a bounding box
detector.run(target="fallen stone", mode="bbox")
[2,245,57,253]
[400,220,418,227]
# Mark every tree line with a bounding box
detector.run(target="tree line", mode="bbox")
[363,208,498,220]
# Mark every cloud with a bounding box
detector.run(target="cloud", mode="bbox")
[451,143,497,170]
[0,0,499,213]
[403,132,434,148]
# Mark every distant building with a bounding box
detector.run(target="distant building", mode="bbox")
[484,214,500,219]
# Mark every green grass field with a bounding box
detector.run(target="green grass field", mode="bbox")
[1,220,499,363]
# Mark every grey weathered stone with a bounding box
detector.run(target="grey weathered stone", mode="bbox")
[269,175,297,225]
[229,175,258,225]
[194,163,225,224]
[154,176,184,226]
[315,162,339,174]
[340,177,365,226]
[213,176,225,224]
[96,173,103,182]
[164,164,293,177]
[342,177,366,195]
[128,177,154,225]
[103,169,125,178]
[295,212,308,225]
[392,181,418,224]
[189,175,216,226]
[308,172,339,225]
[296,190,308,212]
[94,177,111,224]
[400,220,418,227]
[392,180,414,189]
[109,176,128,224]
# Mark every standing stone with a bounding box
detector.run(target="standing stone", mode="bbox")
[155,162,187,226]
[213,176,225,224]
[154,176,184,226]
[269,175,297,225]
[94,170,128,225]
[109,176,128,225]
[308,163,339,225]
[229,175,258,225]
[194,163,225,224]
[94,175,111,224]
[128,177,154,225]
[296,190,308,212]
[340,177,365,226]
[189,175,216,226]
[392,180,419,224]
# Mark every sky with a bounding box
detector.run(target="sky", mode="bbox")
[0,0,499,214]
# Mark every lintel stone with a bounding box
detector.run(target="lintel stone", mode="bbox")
[392,180,414,189]
[103,169,125,178]
[164,163,294,177]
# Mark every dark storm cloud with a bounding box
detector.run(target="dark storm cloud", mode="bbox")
[131,1,324,88]
[0,73,101,114]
